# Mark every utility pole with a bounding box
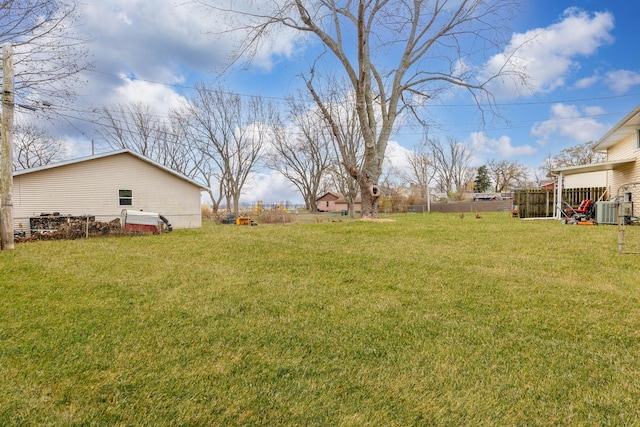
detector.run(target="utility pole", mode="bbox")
[1,44,15,250]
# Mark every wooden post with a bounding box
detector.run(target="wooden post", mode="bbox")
[555,173,563,220]
[1,44,15,250]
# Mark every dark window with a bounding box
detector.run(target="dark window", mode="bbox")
[119,189,133,206]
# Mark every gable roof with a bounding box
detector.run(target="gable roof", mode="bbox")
[14,149,207,190]
[594,105,640,151]
[316,192,342,201]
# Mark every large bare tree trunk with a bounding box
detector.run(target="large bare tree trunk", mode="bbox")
[357,160,382,218]
[201,0,525,218]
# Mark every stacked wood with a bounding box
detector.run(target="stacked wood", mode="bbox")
[29,214,95,233]
[18,215,124,242]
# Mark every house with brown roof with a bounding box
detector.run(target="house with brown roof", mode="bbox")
[316,192,361,213]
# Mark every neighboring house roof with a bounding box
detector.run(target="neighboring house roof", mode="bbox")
[550,158,636,176]
[14,149,207,190]
[316,192,342,201]
[594,105,640,151]
[540,180,555,190]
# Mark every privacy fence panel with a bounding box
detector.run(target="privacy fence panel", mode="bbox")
[514,187,607,218]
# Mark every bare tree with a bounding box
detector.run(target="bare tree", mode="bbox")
[428,136,473,196]
[265,94,334,211]
[405,136,437,206]
[185,84,270,214]
[321,84,365,217]
[1,0,91,107]
[154,111,200,178]
[201,0,523,217]
[486,159,529,193]
[324,162,360,216]
[13,122,67,170]
[379,159,407,213]
[98,102,196,178]
[543,140,606,173]
[99,102,162,158]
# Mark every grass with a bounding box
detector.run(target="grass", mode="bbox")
[1,212,640,425]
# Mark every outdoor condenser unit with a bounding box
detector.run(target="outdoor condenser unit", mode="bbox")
[596,201,617,225]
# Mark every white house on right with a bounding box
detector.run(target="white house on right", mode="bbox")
[551,106,640,218]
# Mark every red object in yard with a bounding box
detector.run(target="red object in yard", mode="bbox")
[565,199,592,216]
[121,209,161,233]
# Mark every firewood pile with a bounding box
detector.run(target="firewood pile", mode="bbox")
[16,214,124,242]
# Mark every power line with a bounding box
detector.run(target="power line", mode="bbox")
[86,68,640,107]
[17,68,639,145]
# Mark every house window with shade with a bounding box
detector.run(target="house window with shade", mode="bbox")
[119,189,133,206]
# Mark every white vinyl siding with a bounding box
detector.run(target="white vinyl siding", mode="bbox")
[606,132,640,214]
[563,171,606,189]
[608,133,636,160]
[13,152,202,230]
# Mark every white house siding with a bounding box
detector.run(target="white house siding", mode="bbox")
[13,152,202,231]
[563,171,607,189]
[611,163,640,216]
[607,132,640,199]
[607,133,636,160]
[604,133,640,215]
[585,107,640,217]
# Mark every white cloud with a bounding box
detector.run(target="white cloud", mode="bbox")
[469,131,536,158]
[240,170,301,205]
[583,106,606,116]
[110,76,188,115]
[81,1,307,78]
[484,8,614,98]
[82,2,225,80]
[574,73,601,89]
[604,70,640,95]
[51,0,309,158]
[77,0,308,99]
[531,103,609,145]
[384,140,413,173]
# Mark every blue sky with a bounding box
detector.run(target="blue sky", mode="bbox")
[23,1,640,203]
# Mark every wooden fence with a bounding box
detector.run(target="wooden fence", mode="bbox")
[409,200,512,214]
[513,187,607,218]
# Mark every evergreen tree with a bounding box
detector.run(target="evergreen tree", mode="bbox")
[474,165,492,192]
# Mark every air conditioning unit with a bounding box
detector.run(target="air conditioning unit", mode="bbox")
[596,201,618,225]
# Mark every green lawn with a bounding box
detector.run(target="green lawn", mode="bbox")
[1,213,639,425]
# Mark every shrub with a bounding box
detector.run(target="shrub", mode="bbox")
[258,210,292,224]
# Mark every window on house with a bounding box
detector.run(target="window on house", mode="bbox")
[119,189,133,206]
[636,129,640,150]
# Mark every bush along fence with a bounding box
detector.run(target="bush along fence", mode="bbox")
[513,187,607,218]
